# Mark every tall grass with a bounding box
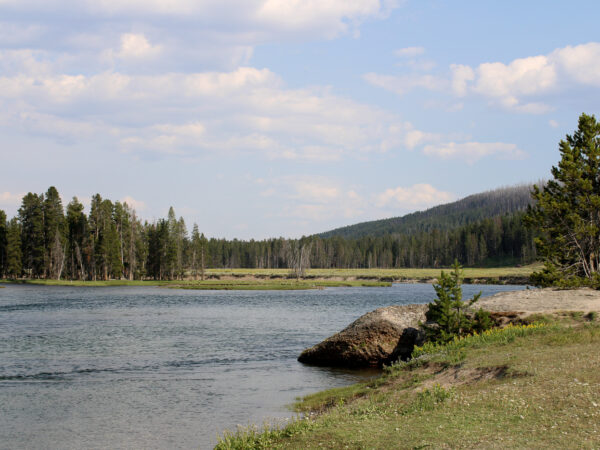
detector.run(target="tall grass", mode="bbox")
[412,322,554,359]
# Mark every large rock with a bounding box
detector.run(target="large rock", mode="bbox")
[298,304,428,368]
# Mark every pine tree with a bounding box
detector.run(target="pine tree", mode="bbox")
[19,193,45,277]
[6,218,22,278]
[420,261,489,343]
[525,113,600,287]
[43,186,66,278]
[0,210,7,277]
[66,197,87,280]
[191,224,201,280]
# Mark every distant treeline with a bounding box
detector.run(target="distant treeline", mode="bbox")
[0,187,537,281]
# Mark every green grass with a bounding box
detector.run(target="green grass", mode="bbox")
[170,280,391,290]
[0,278,390,290]
[0,279,171,287]
[0,264,538,290]
[216,318,600,449]
[205,264,538,280]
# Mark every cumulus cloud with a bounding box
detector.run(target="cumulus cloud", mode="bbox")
[257,177,456,224]
[113,33,162,61]
[367,42,600,113]
[258,176,367,221]
[0,60,435,161]
[375,184,454,208]
[422,142,526,164]
[0,0,400,70]
[0,191,25,207]
[120,195,146,211]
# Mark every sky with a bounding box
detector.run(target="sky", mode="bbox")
[1,0,600,239]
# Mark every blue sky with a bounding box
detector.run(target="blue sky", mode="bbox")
[1,0,599,239]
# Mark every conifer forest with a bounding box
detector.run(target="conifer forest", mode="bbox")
[0,186,537,280]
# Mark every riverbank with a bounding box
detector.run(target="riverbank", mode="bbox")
[0,278,391,290]
[0,264,538,290]
[217,288,600,448]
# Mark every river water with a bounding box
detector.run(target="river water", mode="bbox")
[0,283,524,449]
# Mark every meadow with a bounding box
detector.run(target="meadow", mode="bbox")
[0,264,538,290]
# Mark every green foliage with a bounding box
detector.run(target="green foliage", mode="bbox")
[526,113,600,287]
[421,261,491,343]
[408,384,454,413]
[19,193,45,277]
[412,322,553,359]
[215,419,316,450]
[1,184,539,281]
[320,184,533,239]
[6,217,21,277]
[0,210,6,277]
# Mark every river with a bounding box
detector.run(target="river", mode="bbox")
[0,283,524,449]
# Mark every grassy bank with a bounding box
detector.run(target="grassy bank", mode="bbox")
[217,315,600,449]
[204,264,539,284]
[0,265,537,290]
[0,278,390,290]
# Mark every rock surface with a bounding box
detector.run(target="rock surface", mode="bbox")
[298,304,427,367]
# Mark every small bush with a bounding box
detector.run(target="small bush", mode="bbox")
[406,384,454,413]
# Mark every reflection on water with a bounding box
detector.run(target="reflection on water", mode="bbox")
[0,283,524,449]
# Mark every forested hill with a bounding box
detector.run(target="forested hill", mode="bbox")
[318,184,534,239]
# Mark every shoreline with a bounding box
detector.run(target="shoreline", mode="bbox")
[0,265,536,289]
[217,287,600,448]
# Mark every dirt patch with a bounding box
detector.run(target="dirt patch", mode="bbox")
[478,287,600,314]
[416,364,526,391]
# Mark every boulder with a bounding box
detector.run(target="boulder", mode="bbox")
[298,304,428,368]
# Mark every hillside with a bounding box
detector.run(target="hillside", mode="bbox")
[319,184,534,239]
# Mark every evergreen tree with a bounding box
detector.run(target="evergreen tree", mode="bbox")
[6,217,22,278]
[0,210,7,277]
[191,224,201,280]
[19,193,45,277]
[66,197,87,280]
[526,113,600,287]
[43,186,66,278]
[420,261,490,343]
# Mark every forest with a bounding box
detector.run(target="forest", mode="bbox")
[0,186,537,281]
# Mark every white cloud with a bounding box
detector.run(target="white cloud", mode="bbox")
[363,72,447,96]
[0,191,24,207]
[0,61,433,161]
[552,42,600,86]
[258,176,367,221]
[549,119,559,128]
[0,0,403,78]
[115,33,162,60]
[450,64,474,96]
[375,184,454,208]
[368,42,600,113]
[394,46,425,58]
[121,195,146,211]
[422,141,526,164]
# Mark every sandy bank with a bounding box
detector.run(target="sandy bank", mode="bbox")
[478,287,600,313]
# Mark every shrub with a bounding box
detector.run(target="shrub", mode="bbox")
[421,261,492,343]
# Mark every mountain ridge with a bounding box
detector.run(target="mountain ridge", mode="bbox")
[317,184,534,239]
